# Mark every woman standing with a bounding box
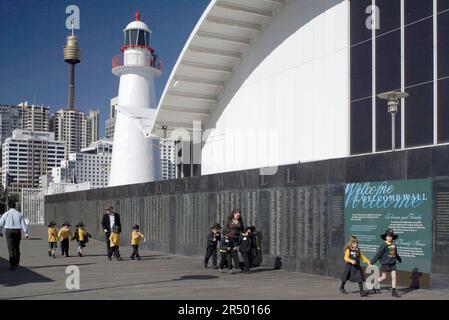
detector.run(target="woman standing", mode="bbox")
[225,209,244,270]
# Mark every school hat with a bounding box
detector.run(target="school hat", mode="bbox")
[132,224,139,230]
[77,222,85,227]
[381,228,398,240]
[47,221,56,227]
[211,223,222,229]
[63,222,71,227]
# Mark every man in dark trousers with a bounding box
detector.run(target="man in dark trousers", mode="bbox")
[101,206,121,257]
[0,201,29,270]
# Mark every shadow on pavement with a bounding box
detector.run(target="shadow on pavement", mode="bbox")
[0,257,54,287]
[6,274,220,299]
[250,267,279,273]
[175,275,217,281]
[28,263,96,270]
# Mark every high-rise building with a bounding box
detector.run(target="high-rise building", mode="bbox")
[160,138,175,180]
[51,139,112,188]
[50,108,88,156]
[17,102,50,132]
[2,129,66,193]
[87,110,100,146]
[105,97,118,139]
[0,105,21,148]
[1,103,50,166]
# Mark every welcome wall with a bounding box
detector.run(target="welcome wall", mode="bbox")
[344,179,432,273]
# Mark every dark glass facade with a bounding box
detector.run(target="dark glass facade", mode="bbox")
[350,0,447,154]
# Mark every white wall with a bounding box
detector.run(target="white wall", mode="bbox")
[202,0,349,175]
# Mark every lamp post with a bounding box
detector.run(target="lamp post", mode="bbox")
[377,91,409,151]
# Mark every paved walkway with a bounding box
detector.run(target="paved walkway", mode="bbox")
[0,226,448,300]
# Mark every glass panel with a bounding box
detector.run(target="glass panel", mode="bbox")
[351,41,372,101]
[405,19,433,86]
[146,32,150,47]
[351,98,373,155]
[438,0,449,12]
[376,97,402,151]
[351,0,373,45]
[438,78,449,142]
[405,0,433,24]
[405,83,434,147]
[376,29,401,93]
[125,30,131,46]
[130,30,138,45]
[376,0,401,36]
[137,30,146,46]
[438,10,449,78]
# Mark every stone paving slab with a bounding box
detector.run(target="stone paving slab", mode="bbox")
[0,226,448,300]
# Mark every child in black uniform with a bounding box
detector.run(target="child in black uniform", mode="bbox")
[237,227,252,274]
[219,230,239,274]
[371,228,402,297]
[204,223,221,269]
[339,235,371,297]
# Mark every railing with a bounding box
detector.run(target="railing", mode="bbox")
[112,52,163,71]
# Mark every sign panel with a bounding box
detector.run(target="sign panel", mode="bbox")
[344,179,432,273]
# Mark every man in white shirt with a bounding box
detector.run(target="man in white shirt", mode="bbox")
[0,201,29,270]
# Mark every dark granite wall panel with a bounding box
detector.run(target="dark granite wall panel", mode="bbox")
[45,145,449,289]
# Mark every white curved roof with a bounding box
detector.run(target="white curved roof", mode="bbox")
[153,0,285,136]
[124,20,152,33]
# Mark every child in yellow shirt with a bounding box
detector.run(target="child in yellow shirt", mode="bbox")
[73,222,90,257]
[47,221,58,258]
[108,225,122,261]
[339,236,371,297]
[130,225,145,261]
[58,222,73,257]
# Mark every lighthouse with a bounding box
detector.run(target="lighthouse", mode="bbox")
[109,11,162,186]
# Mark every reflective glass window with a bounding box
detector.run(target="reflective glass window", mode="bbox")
[351,0,373,45]
[351,41,373,101]
[405,19,433,86]
[405,0,433,24]
[405,83,434,147]
[351,98,373,155]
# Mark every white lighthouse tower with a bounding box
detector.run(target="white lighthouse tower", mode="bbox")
[109,11,162,186]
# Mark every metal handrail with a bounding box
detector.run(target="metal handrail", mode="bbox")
[112,52,163,71]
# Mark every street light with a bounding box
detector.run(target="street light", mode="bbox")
[377,91,409,151]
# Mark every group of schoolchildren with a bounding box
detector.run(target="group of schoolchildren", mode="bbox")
[48,216,404,297]
[47,221,145,261]
[340,228,403,298]
[47,221,91,258]
[203,223,261,274]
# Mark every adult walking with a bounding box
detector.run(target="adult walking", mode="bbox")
[224,209,244,270]
[0,201,29,270]
[101,206,121,257]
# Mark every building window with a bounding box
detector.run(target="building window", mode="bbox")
[404,16,433,147]
[351,98,373,154]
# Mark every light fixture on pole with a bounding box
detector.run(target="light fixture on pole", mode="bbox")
[377,91,409,151]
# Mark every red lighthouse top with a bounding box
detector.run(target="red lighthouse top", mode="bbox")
[135,10,141,21]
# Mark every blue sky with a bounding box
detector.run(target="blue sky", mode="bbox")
[0,0,209,136]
